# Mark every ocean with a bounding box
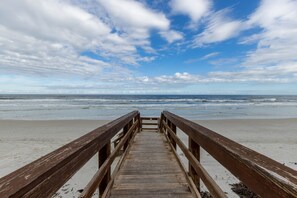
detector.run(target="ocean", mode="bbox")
[1,94,297,120]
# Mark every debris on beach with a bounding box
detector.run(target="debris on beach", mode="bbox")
[230,182,260,198]
[200,191,212,198]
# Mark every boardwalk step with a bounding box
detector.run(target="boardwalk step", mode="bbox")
[141,123,157,126]
[141,117,159,120]
[141,128,158,130]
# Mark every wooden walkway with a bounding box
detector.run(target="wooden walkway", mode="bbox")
[109,130,196,197]
[1,112,297,198]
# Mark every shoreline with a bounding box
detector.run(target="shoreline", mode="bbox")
[1,116,297,121]
[1,118,296,197]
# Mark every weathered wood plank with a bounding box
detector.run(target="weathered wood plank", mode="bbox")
[0,111,139,198]
[111,188,193,195]
[189,137,200,190]
[141,117,159,120]
[141,123,158,126]
[109,194,194,198]
[140,127,158,130]
[162,121,226,197]
[109,130,195,197]
[80,120,139,198]
[99,142,111,197]
[101,123,139,198]
[163,111,297,198]
[115,174,188,184]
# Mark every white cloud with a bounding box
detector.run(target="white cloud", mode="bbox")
[98,0,172,50]
[201,52,220,60]
[139,68,297,85]
[0,20,109,76]
[228,0,297,84]
[193,9,244,47]
[1,0,297,94]
[209,58,238,66]
[98,0,169,30]
[170,0,212,23]
[243,0,297,68]
[0,0,177,78]
[190,0,297,83]
[184,52,219,64]
[0,0,110,49]
[0,0,135,76]
[138,56,156,63]
[143,72,201,84]
[160,30,183,43]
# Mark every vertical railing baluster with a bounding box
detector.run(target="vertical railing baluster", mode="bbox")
[189,138,200,192]
[99,141,111,197]
[123,119,134,150]
[167,119,177,150]
[166,118,170,141]
[170,122,177,150]
[138,113,141,132]
[123,122,129,150]
[129,119,134,142]
[159,113,164,133]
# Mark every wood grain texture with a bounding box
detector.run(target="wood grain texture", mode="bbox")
[162,121,226,197]
[80,120,139,198]
[189,138,200,191]
[99,142,111,197]
[162,111,297,198]
[0,111,139,198]
[109,130,195,197]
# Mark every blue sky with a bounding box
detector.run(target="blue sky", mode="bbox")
[0,0,297,94]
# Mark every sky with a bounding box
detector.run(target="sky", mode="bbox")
[0,0,297,94]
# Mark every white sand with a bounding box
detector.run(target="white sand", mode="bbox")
[0,119,296,197]
[0,120,110,197]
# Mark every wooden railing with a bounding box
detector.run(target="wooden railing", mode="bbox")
[140,117,159,132]
[0,111,140,198]
[1,110,297,198]
[160,111,297,198]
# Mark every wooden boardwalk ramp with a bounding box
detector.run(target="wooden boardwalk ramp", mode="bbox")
[1,111,297,198]
[108,117,197,197]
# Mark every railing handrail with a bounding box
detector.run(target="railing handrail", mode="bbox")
[162,111,297,198]
[161,119,227,197]
[0,111,139,198]
[80,119,139,197]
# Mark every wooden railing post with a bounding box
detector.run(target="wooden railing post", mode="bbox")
[189,138,200,192]
[137,113,141,132]
[123,123,129,150]
[170,122,177,150]
[123,118,134,150]
[129,119,133,142]
[130,119,134,141]
[164,118,171,141]
[159,113,164,132]
[99,141,111,197]
[166,119,177,150]
[0,111,139,198]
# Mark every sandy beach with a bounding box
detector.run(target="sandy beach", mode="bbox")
[0,118,296,197]
[1,0,297,197]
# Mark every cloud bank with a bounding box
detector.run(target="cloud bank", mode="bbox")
[0,0,297,94]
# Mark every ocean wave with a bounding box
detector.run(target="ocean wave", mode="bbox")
[1,99,297,108]
[250,98,277,102]
[1,95,297,114]
[57,98,276,104]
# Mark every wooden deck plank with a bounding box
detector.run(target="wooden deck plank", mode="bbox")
[109,131,195,197]
[109,195,194,198]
